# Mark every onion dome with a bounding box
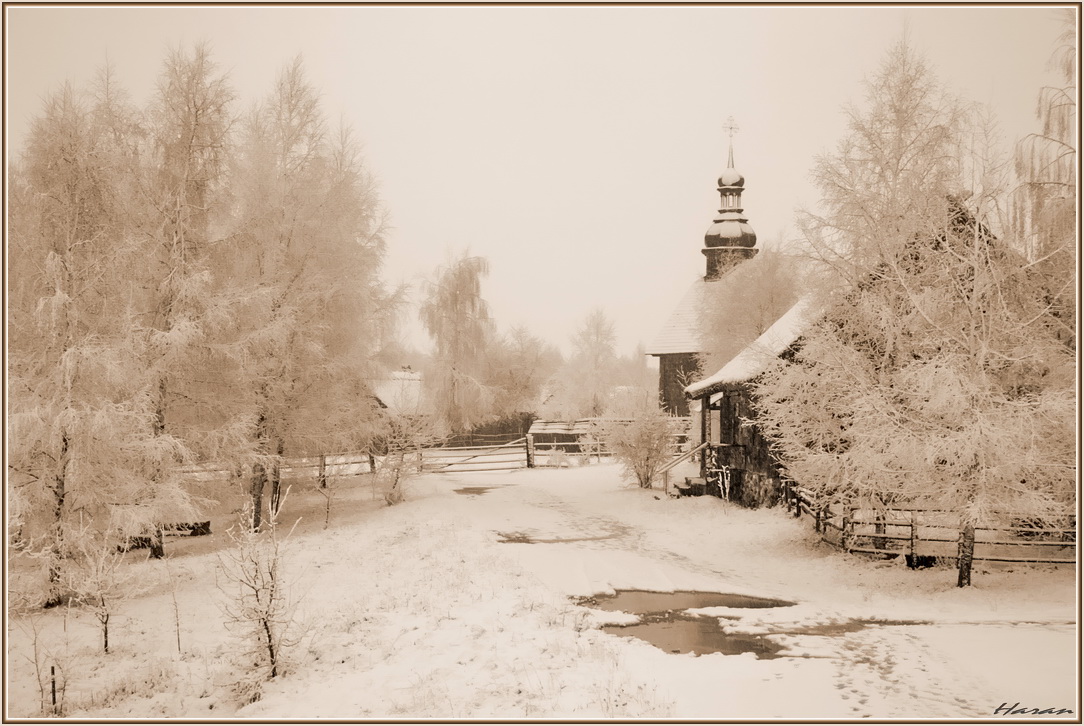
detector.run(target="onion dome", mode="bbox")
[702,117,758,279]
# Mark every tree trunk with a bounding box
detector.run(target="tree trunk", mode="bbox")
[148,525,165,559]
[957,523,975,587]
[45,433,70,608]
[318,454,327,489]
[250,463,266,532]
[100,599,110,653]
[269,438,285,518]
[147,376,169,559]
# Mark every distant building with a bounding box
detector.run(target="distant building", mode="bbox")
[646,119,759,415]
[370,368,424,417]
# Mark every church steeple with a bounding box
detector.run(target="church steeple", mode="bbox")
[703,117,758,280]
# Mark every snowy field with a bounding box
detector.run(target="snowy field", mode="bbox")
[6,463,1078,719]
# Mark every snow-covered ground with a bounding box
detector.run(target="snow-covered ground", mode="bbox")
[6,463,1078,719]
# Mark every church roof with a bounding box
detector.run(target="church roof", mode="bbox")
[645,276,720,355]
[684,296,818,399]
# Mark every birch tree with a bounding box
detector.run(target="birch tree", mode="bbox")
[1013,9,1077,348]
[752,41,1075,587]
[420,253,496,434]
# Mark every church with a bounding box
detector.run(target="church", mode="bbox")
[646,119,759,415]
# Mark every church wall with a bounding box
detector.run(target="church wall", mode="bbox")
[657,353,700,416]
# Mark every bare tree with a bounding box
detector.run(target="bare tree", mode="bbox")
[217,494,301,702]
[137,43,238,556]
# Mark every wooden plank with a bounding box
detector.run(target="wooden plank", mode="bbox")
[973,555,1076,564]
[975,540,1075,547]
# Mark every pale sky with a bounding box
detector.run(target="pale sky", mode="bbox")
[5,5,1073,356]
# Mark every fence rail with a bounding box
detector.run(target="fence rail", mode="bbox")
[783,482,1076,566]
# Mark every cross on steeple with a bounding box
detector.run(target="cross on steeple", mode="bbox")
[723,116,740,139]
[723,116,739,168]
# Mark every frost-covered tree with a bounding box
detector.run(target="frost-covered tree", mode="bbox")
[134,44,239,555]
[752,41,1075,587]
[420,253,496,434]
[484,326,563,421]
[8,74,194,602]
[699,245,805,375]
[227,57,393,529]
[1013,9,1076,348]
[546,308,619,419]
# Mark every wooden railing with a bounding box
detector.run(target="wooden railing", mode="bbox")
[657,441,709,495]
[782,482,1076,565]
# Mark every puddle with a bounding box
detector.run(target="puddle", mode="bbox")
[577,589,796,659]
[604,615,786,657]
[581,589,796,612]
[455,487,496,496]
[496,530,621,544]
[582,590,929,658]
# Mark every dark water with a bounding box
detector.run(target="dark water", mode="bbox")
[496,530,622,544]
[584,590,927,658]
[582,589,796,612]
[582,590,795,658]
[603,615,786,657]
[454,487,496,496]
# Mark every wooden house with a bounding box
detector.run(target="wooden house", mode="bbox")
[684,297,816,506]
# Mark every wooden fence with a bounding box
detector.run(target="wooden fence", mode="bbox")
[782,482,1076,566]
[174,433,615,482]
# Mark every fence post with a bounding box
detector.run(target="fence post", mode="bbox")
[841,509,852,552]
[815,505,822,534]
[794,486,802,518]
[318,454,327,489]
[525,434,535,469]
[909,510,916,562]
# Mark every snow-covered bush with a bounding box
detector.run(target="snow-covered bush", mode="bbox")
[593,411,681,489]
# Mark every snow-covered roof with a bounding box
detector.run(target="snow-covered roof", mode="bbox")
[646,276,729,356]
[685,296,817,399]
[371,370,424,416]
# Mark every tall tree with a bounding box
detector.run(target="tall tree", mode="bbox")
[1013,9,1076,348]
[541,308,619,419]
[752,41,1075,587]
[8,75,193,601]
[420,253,495,434]
[135,44,238,555]
[484,326,563,422]
[228,57,392,528]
